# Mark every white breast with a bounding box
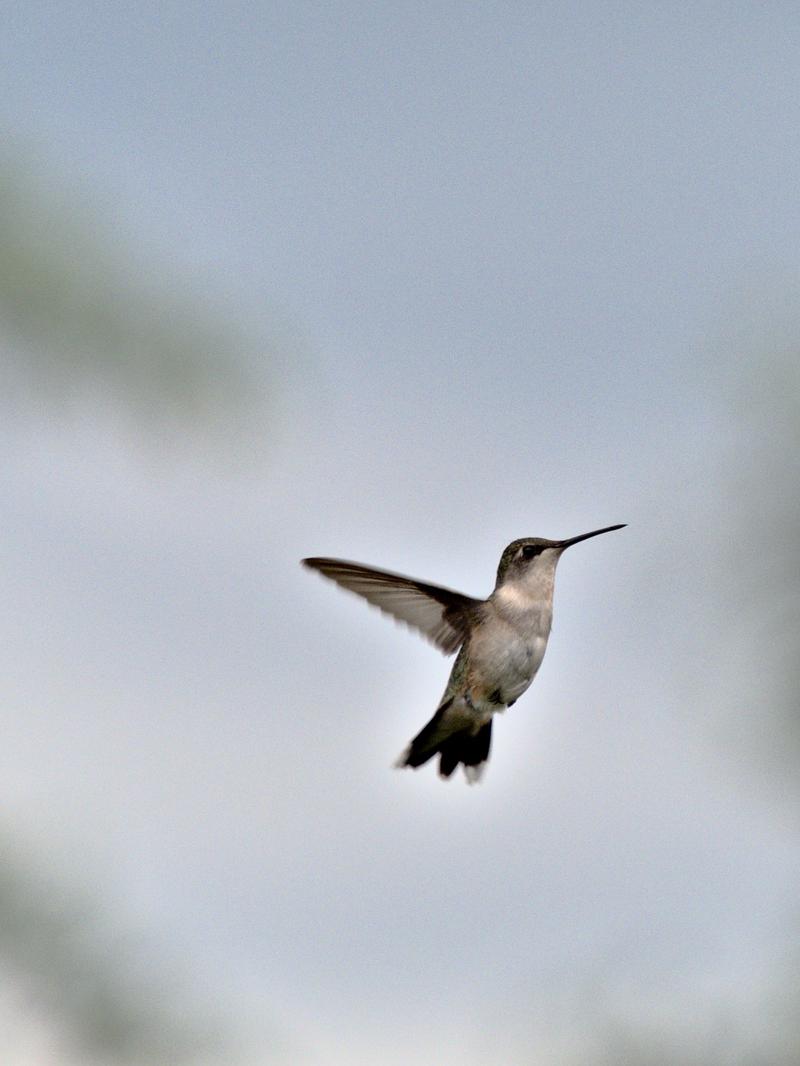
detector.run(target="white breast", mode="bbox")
[480,583,554,705]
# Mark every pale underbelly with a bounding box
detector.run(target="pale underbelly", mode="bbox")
[471,633,548,707]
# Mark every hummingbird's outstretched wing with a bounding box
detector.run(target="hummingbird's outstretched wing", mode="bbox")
[302,557,480,654]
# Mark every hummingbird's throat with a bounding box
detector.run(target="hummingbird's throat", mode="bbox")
[495,575,553,611]
[496,583,535,608]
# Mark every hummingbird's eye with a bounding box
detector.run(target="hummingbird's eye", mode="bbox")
[521,544,539,560]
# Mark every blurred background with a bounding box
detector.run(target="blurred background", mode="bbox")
[1,4,798,1064]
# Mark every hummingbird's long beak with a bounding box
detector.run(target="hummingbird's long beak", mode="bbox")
[556,524,626,550]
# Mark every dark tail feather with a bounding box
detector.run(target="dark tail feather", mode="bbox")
[400,701,453,768]
[397,702,493,783]
[438,720,492,782]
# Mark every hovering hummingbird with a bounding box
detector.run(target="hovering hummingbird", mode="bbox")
[303,524,625,782]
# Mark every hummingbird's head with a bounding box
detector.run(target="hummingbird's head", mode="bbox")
[495,538,562,588]
[495,525,626,589]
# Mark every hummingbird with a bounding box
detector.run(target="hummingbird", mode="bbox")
[302,524,625,782]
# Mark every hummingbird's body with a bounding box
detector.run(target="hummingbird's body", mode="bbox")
[303,524,624,782]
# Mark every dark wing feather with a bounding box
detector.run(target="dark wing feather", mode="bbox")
[302,557,479,654]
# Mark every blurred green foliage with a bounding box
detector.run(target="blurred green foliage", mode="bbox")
[0,157,266,425]
[0,839,228,1064]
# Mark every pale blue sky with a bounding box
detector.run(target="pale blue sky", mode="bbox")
[1,5,798,1064]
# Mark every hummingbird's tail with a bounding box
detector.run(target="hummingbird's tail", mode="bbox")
[395,700,493,783]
